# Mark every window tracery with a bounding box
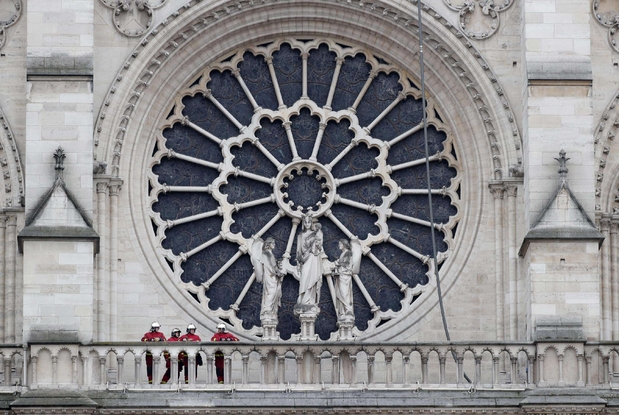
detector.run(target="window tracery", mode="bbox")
[148,39,460,340]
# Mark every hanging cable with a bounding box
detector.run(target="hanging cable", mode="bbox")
[415,0,471,384]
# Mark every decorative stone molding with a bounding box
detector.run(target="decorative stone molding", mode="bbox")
[0,106,24,208]
[0,0,21,50]
[443,0,514,40]
[99,0,168,37]
[594,89,619,213]
[592,0,619,54]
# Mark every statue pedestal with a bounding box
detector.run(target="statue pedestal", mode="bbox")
[294,304,320,340]
[261,316,279,341]
[337,315,355,340]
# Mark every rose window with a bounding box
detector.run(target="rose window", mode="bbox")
[148,39,461,340]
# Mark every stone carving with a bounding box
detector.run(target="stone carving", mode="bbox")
[0,0,21,50]
[593,0,619,54]
[444,0,513,40]
[99,0,167,37]
[296,214,324,308]
[331,238,361,339]
[249,237,284,327]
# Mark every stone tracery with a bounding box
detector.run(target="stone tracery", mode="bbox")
[148,39,461,340]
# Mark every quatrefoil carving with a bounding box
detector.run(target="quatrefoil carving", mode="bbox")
[100,0,167,38]
[444,0,513,40]
[593,0,619,53]
[0,0,21,49]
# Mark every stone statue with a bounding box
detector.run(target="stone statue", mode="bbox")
[296,214,324,307]
[333,239,354,319]
[250,237,283,323]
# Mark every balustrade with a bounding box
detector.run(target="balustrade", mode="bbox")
[0,342,618,391]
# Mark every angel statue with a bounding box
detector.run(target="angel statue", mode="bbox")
[250,237,283,324]
[333,238,362,323]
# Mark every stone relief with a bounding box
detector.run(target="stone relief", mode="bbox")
[147,39,461,341]
[99,0,167,37]
[443,0,513,40]
[593,0,619,54]
[0,0,21,50]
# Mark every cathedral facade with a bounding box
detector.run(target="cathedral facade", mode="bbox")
[0,0,618,413]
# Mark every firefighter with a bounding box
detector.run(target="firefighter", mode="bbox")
[179,324,202,383]
[141,321,166,384]
[210,323,239,384]
[161,328,182,384]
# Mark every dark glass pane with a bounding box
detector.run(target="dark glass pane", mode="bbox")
[316,119,355,166]
[307,44,337,107]
[332,54,372,111]
[231,141,278,178]
[162,123,223,163]
[207,70,254,127]
[356,72,403,128]
[153,158,219,187]
[238,52,278,110]
[272,43,303,107]
[182,95,239,140]
[330,143,379,179]
[372,96,424,142]
[256,118,293,164]
[387,126,446,164]
[290,108,320,160]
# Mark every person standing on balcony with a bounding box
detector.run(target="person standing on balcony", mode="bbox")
[179,324,202,383]
[161,328,183,384]
[141,321,166,384]
[211,323,239,383]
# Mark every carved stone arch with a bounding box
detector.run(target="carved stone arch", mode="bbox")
[595,88,619,213]
[0,106,24,208]
[94,0,522,341]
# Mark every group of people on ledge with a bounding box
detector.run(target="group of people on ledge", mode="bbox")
[141,321,239,384]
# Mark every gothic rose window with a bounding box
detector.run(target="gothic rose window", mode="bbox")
[148,39,460,340]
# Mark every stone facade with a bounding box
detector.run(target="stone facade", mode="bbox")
[0,0,616,412]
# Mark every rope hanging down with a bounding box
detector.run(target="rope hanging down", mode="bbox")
[415,0,471,383]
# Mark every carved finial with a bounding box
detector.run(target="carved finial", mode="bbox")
[53,146,66,179]
[554,149,569,177]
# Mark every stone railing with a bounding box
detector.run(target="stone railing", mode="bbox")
[4,341,619,391]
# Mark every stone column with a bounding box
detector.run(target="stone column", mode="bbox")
[506,184,518,340]
[95,180,109,341]
[4,215,16,343]
[489,184,505,341]
[108,180,122,341]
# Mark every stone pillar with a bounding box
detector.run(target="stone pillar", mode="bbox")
[489,184,505,341]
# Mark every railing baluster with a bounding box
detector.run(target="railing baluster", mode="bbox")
[385,354,392,386]
[367,355,375,385]
[421,355,428,384]
[511,356,518,384]
[52,355,58,385]
[403,355,410,386]
[314,355,321,385]
[475,356,482,385]
[153,354,160,386]
[3,357,10,386]
[439,355,446,384]
[72,356,78,384]
[277,355,285,385]
[99,356,106,386]
[538,355,545,387]
[350,355,357,386]
[135,355,142,387]
[225,356,232,385]
[188,355,196,386]
[332,355,340,385]
[456,354,464,385]
[31,356,38,388]
[492,356,499,387]
[296,355,303,385]
[242,355,249,385]
[207,354,214,385]
[117,356,124,385]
